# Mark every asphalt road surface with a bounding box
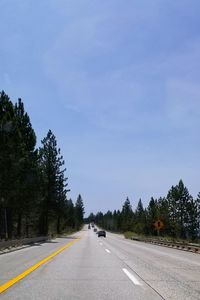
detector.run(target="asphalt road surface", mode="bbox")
[0,226,200,299]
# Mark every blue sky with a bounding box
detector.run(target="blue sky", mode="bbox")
[1,0,200,215]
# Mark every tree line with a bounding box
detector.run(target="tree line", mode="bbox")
[0,91,84,239]
[87,180,200,240]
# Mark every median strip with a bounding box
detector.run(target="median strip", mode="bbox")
[0,238,80,294]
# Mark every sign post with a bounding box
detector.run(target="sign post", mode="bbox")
[154,219,164,236]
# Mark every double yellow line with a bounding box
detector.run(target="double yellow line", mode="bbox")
[0,238,80,294]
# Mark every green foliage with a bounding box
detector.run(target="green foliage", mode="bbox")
[121,197,133,231]
[167,180,194,238]
[0,91,84,239]
[75,194,85,229]
[133,199,147,234]
[124,231,135,239]
[86,212,95,224]
[94,180,200,241]
[0,92,38,238]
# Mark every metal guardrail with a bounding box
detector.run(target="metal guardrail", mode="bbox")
[0,236,49,251]
[131,237,200,254]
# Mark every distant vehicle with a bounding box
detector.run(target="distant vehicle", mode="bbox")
[98,230,106,237]
[88,225,91,229]
[94,228,97,232]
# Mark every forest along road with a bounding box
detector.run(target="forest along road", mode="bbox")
[0,227,199,300]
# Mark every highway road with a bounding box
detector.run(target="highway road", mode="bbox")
[0,226,200,299]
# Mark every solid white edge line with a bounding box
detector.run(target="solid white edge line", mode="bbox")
[105,249,111,253]
[122,268,141,286]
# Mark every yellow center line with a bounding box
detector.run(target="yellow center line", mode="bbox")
[0,238,80,294]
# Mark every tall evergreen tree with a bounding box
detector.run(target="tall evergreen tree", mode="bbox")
[196,193,200,238]
[103,210,113,230]
[87,213,95,224]
[121,197,133,231]
[13,98,37,237]
[167,180,192,238]
[38,130,66,234]
[146,197,158,235]
[65,199,75,229]
[95,212,104,228]
[112,209,120,232]
[157,197,170,235]
[134,199,146,234]
[75,194,85,229]
[55,170,69,234]
[0,91,15,238]
[186,198,199,239]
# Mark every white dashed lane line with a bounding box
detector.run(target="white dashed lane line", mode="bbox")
[105,249,111,253]
[122,268,142,286]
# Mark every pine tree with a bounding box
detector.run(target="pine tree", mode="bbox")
[134,199,146,234]
[186,197,198,240]
[157,197,170,235]
[196,193,200,234]
[95,212,104,228]
[167,180,192,238]
[121,197,133,231]
[13,98,37,237]
[103,210,113,230]
[112,210,120,231]
[87,213,95,224]
[0,91,15,238]
[65,199,75,229]
[146,197,158,235]
[39,130,66,234]
[75,194,85,229]
[55,170,69,234]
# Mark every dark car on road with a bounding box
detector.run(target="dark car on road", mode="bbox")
[94,228,97,232]
[98,230,106,237]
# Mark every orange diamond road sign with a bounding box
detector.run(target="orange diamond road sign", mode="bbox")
[154,219,164,230]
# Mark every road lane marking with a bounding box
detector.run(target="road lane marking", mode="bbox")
[99,242,103,246]
[0,238,80,294]
[122,268,141,286]
[105,249,111,253]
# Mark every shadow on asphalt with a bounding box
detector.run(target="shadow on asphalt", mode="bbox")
[0,236,79,255]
